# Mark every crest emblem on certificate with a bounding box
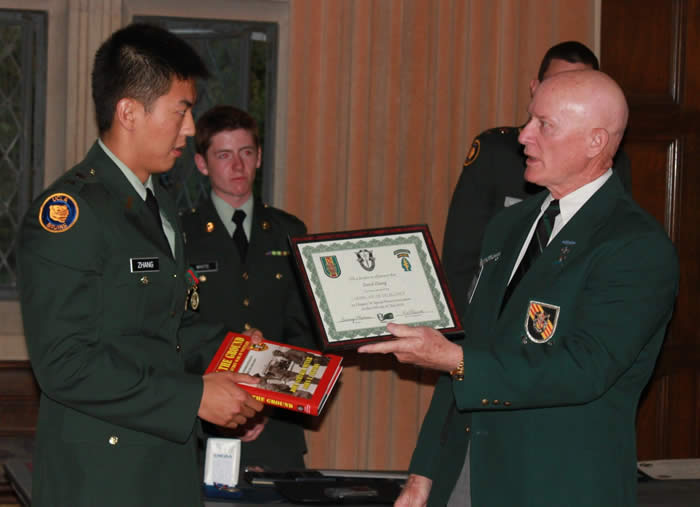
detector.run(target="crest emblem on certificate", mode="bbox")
[355,249,376,271]
[320,256,341,278]
[525,301,559,343]
[393,248,412,271]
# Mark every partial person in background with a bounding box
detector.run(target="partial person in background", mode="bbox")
[360,70,678,506]
[182,105,313,473]
[17,24,263,507]
[443,41,632,318]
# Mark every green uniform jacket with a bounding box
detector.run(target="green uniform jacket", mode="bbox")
[443,126,632,318]
[410,175,678,506]
[18,143,225,507]
[181,197,313,470]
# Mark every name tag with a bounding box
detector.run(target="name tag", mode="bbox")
[191,261,218,273]
[468,252,501,304]
[130,257,160,273]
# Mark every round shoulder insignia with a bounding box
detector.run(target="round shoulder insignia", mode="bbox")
[39,193,79,233]
[463,139,481,167]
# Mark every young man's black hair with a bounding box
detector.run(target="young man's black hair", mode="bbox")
[92,23,209,134]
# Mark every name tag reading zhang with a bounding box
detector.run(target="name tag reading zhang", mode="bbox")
[130,257,160,273]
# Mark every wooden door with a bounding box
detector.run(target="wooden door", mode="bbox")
[602,0,700,459]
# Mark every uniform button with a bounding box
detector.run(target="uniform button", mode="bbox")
[481,398,489,406]
[242,272,249,280]
[89,168,96,176]
[140,276,149,285]
[243,298,250,307]
[173,274,177,278]
[465,426,471,433]
[493,400,500,405]
[244,323,251,331]
[275,273,283,280]
[504,401,511,407]
[199,275,207,283]
[108,436,119,445]
[176,344,181,352]
[262,221,270,230]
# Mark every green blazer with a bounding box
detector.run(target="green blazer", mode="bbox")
[411,175,678,506]
[18,143,225,507]
[181,196,313,471]
[442,126,632,318]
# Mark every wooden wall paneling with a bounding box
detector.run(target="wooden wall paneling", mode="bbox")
[624,139,677,227]
[602,0,700,459]
[0,362,38,436]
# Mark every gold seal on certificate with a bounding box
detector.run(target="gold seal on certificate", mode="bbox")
[290,225,463,351]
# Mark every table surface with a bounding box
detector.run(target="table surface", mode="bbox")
[203,479,700,507]
[4,459,700,507]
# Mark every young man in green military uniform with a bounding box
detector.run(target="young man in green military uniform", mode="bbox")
[443,41,632,318]
[17,24,263,507]
[181,105,313,473]
[359,70,678,506]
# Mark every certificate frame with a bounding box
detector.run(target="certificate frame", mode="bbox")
[289,224,463,351]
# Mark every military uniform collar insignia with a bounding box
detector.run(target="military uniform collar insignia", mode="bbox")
[556,240,576,264]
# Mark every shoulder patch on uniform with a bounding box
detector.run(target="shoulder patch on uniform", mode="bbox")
[464,138,481,167]
[39,193,79,233]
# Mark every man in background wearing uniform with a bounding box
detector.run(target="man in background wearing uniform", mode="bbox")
[443,41,632,318]
[182,105,313,473]
[17,24,263,507]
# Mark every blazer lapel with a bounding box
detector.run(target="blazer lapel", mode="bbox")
[496,196,547,313]
[539,174,625,270]
[501,175,625,306]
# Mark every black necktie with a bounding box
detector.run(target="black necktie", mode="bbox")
[232,209,248,261]
[501,199,560,308]
[145,188,170,253]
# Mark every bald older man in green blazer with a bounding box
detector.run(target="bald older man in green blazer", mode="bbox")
[360,70,678,506]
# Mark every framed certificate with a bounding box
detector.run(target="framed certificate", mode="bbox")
[290,225,463,351]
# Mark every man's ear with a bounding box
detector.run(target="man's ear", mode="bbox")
[588,128,610,158]
[194,153,209,176]
[529,79,540,97]
[114,98,139,131]
[255,146,262,169]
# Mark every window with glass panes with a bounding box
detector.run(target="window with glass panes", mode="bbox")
[0,9,46,298]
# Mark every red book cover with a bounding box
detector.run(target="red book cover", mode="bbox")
[206,332,343,416]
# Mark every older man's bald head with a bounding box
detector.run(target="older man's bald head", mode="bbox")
[518,70,628,198]
[538,70,628,153]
